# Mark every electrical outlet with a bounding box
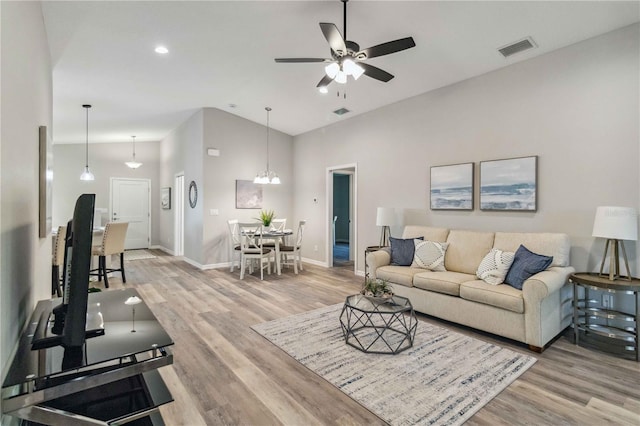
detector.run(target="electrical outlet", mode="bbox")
[314,245,318,251]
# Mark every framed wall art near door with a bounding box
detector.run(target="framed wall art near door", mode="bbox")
[161,187,171,210]
[430,162,474,210]
[236,180,263,209]
[479,156,537,212]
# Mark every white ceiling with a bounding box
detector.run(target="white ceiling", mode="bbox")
[42,1,639,144]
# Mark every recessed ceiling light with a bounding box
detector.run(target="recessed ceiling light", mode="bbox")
[154,46,169,54]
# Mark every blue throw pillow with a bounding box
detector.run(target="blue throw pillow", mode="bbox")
[390,236,423,266]
[504,245,553,290]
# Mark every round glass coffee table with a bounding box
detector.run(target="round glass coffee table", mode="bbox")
[339,294,417,354]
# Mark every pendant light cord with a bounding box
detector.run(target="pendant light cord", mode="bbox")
[84,105,90,168]
[265,107,271,173]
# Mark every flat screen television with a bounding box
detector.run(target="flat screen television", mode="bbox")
[32,193,104,350]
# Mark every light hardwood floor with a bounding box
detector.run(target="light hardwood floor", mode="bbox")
[103,251,640,425]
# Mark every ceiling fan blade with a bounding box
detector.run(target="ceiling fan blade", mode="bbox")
[316,75,334,88]
[319,23,347,55]
[359,63,394,82]
[275,58,331,63]
[358,37,416,60]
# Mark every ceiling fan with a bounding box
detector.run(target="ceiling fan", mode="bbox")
[275,0,416,93]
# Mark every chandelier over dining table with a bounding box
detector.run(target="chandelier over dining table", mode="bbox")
[254,107,280,185]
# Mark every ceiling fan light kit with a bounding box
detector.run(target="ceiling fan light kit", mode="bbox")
[276,0,415,91]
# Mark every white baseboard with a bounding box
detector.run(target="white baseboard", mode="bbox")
[301,257,328,268]
[150,245,174,255]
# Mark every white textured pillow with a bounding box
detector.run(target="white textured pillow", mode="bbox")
[412,240,449,271]
[476,249,515,285]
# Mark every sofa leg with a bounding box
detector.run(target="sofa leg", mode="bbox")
[528,345,544,353]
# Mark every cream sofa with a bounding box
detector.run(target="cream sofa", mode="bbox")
[366,226,575,351]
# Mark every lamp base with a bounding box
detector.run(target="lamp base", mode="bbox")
[598,239,632,281]
[379,226,390,248]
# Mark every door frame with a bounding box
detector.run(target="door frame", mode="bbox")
[109,177,151,249]
[174,172,185,256]
[326,163,357,273]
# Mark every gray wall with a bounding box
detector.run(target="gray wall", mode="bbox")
[52,141,161,242]
[158,108,294,267]
[293,24,640,275]
[0,0,53,394]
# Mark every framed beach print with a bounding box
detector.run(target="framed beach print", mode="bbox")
[479,156,537,211]
[236,179,263,209]
[430,162,474,210]
[161,187,171,209]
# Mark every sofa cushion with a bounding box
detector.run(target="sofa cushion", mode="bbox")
[411,240,449,271]
[504,245,553,290]
[376,265,423,287]
[413,271,477,296]
[476,248,515,285]
[444,230,495,274]
[460,280,524,313]
[401,226,450,242]
[389,236,423,266]
[493,232,570,267]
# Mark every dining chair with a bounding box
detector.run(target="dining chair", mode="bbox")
[238,223,273,280]
[227,219,242,272]
[52,225,67,297]
[264,218,287,249]
[89,221,129,288]
[279,220,306,274]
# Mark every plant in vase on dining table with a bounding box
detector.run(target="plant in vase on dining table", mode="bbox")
[255,210,275,227]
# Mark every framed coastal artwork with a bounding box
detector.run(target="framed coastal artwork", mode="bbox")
[479,156,537,211]
[161,187,171,209]
[236,179,263,209]
[430,162,474,210]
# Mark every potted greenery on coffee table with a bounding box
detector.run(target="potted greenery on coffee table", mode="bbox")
[361,278,393,301]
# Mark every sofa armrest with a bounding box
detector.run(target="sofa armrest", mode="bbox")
[366,250,391,279]
[522,266,576,301]
[522,265,575,348]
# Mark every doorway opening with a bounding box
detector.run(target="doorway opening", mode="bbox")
[327,164,357,273]
[174,173,185,256]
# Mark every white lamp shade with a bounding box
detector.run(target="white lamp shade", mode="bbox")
[592,206,638,241]
[376,207,398,227]
[125,296,142,305]
[325,63,339,79]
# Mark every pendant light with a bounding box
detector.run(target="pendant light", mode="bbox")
[79,104,95,181]
[125,135,142,169]
[254,107,280,184]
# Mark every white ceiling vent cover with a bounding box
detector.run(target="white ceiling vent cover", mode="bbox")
[498,37,537,58]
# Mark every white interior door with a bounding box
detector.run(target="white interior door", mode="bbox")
[111,178,150,250]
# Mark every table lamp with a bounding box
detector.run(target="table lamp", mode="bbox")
[376,207,398,247]
[592,206,638,281]
[125,296,143,332]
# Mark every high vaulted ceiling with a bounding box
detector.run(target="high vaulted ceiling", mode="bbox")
[42,1,639,144]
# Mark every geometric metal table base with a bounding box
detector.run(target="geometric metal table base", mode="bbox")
[340,294,417,355]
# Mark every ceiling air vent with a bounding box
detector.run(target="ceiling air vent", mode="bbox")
[333,108,350,116]
[498,37,537,58]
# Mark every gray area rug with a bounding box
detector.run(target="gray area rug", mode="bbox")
[252,304,536,426]
[123,249,157,261]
